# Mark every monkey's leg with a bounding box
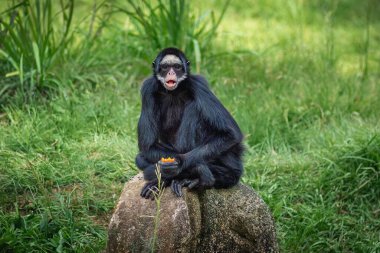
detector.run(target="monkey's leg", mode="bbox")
[192,163,215,189]
[141,162,172,199]
[135,153,151,170]
[209,153,243,188]
[142,164,159,181]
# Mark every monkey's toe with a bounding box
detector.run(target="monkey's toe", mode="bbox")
[187,179,200,189]
[170,179,183,197]
[140,181,159,199]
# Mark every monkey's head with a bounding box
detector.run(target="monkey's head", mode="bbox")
[153,47,190,91]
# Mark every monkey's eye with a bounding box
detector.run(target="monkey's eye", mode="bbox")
[160,64,169,71]
[173,64,182,70]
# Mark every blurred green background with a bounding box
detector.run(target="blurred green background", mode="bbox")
[0,0,379,252]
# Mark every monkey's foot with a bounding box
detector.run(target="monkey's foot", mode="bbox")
[140,179,165,200]
[170,179,200,197]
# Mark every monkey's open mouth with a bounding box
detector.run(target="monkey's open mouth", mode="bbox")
[165,80,177,90]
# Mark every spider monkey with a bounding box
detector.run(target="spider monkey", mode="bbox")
[136,47,244,198]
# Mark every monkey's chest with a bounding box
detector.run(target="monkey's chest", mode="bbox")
[160,106,183,132]
[159,100,186,143]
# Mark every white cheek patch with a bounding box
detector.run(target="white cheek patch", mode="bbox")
[156,74,165,84]
[161,54,182,65]
[177,73,187,83]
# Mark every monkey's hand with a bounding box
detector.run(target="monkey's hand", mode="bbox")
[140,179,168,200]
[170,179,200,197]
[158,159,182,178]
[170,176,216,197]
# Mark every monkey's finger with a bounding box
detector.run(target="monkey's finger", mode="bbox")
[141,189,151,199]
[150,191,156,201]
[175,182,182,197]
[188,179,200,190]
[177,185,183,197]
[181,179,191,187]
[144,189,153,199]
[141,183,156,199]
[175,184,181,196]
[140,185,150,197]
[171,180,177,194]
[171,180,181,197]
[149,186,160,200]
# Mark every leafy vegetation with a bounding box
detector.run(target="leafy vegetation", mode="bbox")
[116,0,230,72]
[0,0,74,101]
[1,0,379,252]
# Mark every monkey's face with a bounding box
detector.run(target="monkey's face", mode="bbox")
[156,54,187,91]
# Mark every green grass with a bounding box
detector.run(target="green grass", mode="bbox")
[0,83,139,251]
[1,0,380,252]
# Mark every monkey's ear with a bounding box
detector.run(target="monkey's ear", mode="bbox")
[186,61,190,66]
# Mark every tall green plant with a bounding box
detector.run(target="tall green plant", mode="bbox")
[0,0,74,100]
[117,0,230,72]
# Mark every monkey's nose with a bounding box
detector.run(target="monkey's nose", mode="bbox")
[168,69,175,76]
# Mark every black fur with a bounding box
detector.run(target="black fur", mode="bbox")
[136,48,244,197]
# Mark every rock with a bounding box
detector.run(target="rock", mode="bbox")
[196,186,278,253]
[107,173,278,253]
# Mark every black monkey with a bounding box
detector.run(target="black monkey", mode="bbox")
[136,47,244,198]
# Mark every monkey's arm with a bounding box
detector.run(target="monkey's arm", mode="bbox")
[137,77,159,153]
[137,142,181,199]
[179,131,241,169]
[137,142,178,165]
[179,75,243,169]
